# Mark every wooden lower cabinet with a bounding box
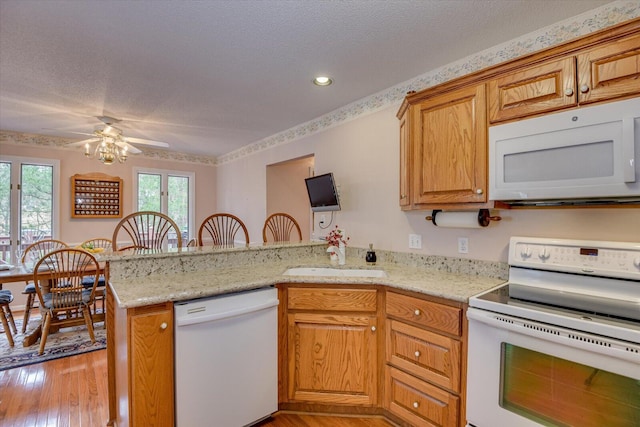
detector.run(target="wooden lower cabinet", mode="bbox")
[106,283,468,426]
[386,319,461,392]
[107,285,174,427]
[384,290,466,427]
[278,284,469,426]
[385,366,459,427]
[287,311,378,405]
[280,285,381,411]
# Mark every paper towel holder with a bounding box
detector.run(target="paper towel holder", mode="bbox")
[425,209,502,227]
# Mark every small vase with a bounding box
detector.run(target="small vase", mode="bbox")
[330,253,338,265]
[338,241,346,265]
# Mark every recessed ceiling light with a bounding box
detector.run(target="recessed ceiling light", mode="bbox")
[313,76,333,86]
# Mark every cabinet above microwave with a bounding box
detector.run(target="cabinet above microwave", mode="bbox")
[489,97,640,206]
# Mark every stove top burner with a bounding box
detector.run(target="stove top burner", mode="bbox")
[471,283,640,344]
[477,284,639,324]
[470,237,640,343]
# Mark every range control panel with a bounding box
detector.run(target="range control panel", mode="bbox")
[508,236,640,279]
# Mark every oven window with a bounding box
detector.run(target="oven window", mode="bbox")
[500,343,639,426]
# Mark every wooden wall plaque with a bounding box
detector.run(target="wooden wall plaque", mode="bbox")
[71,173,123,218]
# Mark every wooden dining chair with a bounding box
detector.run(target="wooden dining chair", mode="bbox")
[112,211,182,251]
[20,239,69,332]
[0,290,17,347]
[33,248,100,355]
[198,213,250,247]
[262,213,302,243]
[79,237,112,319]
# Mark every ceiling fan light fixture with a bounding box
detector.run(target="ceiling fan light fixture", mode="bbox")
[313,76,333,86]
[85,136,129,165]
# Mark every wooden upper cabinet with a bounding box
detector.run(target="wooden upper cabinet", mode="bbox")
[489,32,640,123]
[398,20,639,210]
[412,83,487,205]
[577,32,640,104]
[488,57,577,123]
[398,104,411,209]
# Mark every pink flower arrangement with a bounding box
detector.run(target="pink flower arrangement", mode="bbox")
[326,225,349,248]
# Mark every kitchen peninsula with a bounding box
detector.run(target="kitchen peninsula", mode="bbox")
[104,242,506,427]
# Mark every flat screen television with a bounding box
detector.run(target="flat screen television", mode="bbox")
[305,173,341,212]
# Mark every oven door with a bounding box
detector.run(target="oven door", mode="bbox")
[466,307,640,427]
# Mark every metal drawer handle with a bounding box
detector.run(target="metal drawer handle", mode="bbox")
[413,401,419,409]
[414,350,421,358]
[414,309,421,316]
[371,326,376,332]
[160,322,168,330]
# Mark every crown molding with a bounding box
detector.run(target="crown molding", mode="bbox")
[216,0,640,165]
[0,130,217,166]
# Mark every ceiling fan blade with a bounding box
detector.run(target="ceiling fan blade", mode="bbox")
[44,128,95,137]
[115,140,142,154]
[67,138,100,147]
[125,136,170,148]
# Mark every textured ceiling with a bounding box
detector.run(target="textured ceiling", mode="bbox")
[0,0,614,158]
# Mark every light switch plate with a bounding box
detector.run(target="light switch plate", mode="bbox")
[458,237,469,254]
[409,234,422,249]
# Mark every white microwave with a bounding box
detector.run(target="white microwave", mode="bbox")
[489,97,640,206]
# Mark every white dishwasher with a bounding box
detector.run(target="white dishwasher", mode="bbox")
[174,287,279,427]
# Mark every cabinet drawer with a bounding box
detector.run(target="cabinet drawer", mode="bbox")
[385,366,459,427]
[386,319,461,392]
[386,291,461,336]
[288,287,377,312]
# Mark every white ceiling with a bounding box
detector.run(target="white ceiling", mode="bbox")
[0,0,614,158]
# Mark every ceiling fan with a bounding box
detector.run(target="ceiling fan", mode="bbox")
[66,116,170,164]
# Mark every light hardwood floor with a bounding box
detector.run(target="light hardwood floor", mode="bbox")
[0,349,109,426]
[0,349,394,427]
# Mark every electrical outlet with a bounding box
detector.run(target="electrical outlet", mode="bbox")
[458,237,469,254]
[409,234,422,249]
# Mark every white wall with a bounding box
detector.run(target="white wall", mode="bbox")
[217,104,640,263]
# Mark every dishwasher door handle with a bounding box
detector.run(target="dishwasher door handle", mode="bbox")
[176,299,279,327]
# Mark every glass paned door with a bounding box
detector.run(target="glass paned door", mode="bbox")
[20,163,54,245]
[137,173,162,212]
[134,168,194,247]
[0,158,57,264]
[0,162,11,263]
[168,175,189,242]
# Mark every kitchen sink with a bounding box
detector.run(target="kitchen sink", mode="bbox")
[282,267,387,278]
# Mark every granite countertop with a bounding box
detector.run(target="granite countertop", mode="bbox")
[109,255,506,309]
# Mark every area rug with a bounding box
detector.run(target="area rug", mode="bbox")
[0,318,106,371]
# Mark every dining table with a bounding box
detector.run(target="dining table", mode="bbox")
[0,262,106,346]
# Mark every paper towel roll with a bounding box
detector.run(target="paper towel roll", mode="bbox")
[432,211,483,228]
[426,210,501,228]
